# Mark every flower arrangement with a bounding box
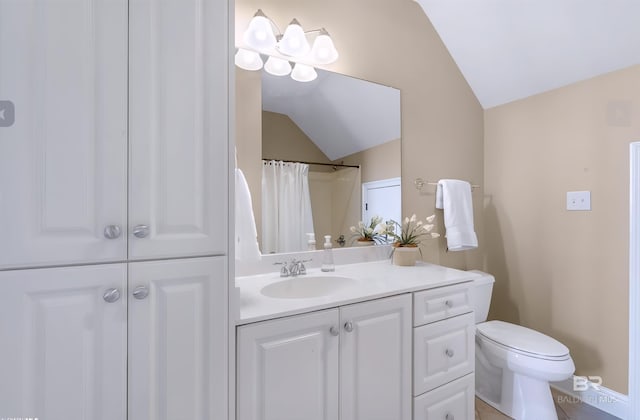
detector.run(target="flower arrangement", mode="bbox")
[349,215,394,244]
[387,214,440,247]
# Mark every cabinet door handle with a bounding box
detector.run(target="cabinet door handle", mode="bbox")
[103,288,121,303]
[132,285,149,300]
[329,326,339,336]
[132,224,150,238]
[103,225,122,239]
[445,413,454,420]
[445,348,455,358]
[344,321,354,333]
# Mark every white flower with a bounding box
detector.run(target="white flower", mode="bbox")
[430,232,440,238]
[410,214,417,222]
[350,226,357,233]
[416,220,423,226]
[423,224,434,232]
[404,217,409,225]
[358,221,365,229]
[374,224,386,234]
[426,214,436,223]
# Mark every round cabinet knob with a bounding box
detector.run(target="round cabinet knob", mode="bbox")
[445,348,455,358]
[103,288,121,303]
[344,321,354,333]
[445,300,453,308]
[103,225,122,239]
[132,285,149,300]
[329,326,339,336]
[132,224,150,238]
[445,413,454,420]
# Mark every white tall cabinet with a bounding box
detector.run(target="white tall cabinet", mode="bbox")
[0,0,231,419]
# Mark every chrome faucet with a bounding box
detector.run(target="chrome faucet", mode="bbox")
[275,259,311,277]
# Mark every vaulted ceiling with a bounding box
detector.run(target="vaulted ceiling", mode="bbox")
[414,0,640,108]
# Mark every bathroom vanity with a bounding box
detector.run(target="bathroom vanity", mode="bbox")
[235,259,477,420]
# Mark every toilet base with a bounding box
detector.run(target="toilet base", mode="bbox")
[476,349,559,420]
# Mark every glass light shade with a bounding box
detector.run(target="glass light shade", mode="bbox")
[234,49,263,71]
[309,32,339,64]
[264,56,292,76]
[277,20,310,57]
[243,14,277,52]
[291,63,317,82]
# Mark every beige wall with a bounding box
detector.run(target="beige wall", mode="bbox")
[340,138,401,184]
[235,0,484,268]
[235,69,262,242]
[262,111,333,166]
[484,65,640,394]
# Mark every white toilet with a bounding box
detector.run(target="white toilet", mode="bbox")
[469,270,575,420]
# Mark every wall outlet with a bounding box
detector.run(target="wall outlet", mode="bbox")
[567,191,591,211]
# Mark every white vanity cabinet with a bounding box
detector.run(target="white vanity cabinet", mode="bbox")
[412,283,475,420]
[0,0,228,270]
[0,256,227,420]
[237,294,412,420]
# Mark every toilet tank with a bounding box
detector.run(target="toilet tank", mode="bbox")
[467,270,495,323]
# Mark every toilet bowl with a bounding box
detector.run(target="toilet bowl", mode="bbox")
[468,271,575,420]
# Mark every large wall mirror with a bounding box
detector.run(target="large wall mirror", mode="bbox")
[237,68,401,255]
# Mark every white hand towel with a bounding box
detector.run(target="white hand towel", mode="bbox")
[235,168,261,262]
[435,179,478,251]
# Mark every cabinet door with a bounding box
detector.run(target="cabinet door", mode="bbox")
[340,294,412,420]
[128,257,227,420]
[0,0,128,269]
[0,264,127,420]
[128,0,229,260]
[237,309,340,420]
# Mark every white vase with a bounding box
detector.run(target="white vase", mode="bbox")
[392,246,419,266]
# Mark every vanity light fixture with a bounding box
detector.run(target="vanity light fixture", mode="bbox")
[235,9,339,82]
[264,56,292,76]
[291,63,317,82]
[235,48,263,71]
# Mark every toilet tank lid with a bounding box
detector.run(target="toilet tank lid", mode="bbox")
[467,269,495,285]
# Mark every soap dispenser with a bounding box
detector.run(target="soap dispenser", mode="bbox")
[306,233,316,251]
[321,235,335,272]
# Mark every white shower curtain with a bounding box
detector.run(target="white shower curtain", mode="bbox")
[262,161,315,254]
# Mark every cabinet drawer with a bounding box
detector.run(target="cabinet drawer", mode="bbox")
[413,373,474,420]
[413,282,472,326]
[414,312,474,395]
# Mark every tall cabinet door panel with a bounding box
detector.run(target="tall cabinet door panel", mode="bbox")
[0,0,128,269]
[128,257,228,420]
[237,309,340,420]
[0,264,127,420]
[340,294,412,420]
[128,0,229,260]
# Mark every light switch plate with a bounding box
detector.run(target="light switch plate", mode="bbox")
[567,191,591,211]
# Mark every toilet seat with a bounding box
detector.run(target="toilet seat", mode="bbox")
[476,321,570,361]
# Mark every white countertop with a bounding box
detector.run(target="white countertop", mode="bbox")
[235,259,480,325]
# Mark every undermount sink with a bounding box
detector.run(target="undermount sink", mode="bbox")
[260,276,357,299]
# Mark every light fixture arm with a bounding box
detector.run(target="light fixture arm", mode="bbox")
[253,9,283,38]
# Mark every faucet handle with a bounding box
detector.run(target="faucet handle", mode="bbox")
[299,259,312,275]
[274,262,290,277]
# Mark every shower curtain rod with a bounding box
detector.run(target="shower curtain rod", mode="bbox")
[262,158,360,169]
